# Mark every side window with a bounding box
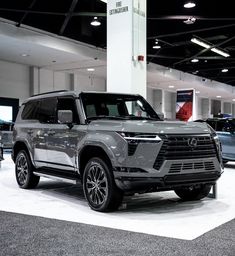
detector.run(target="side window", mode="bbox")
[38,98,57,124]
[57,97,80,123]
[22,101,40,120]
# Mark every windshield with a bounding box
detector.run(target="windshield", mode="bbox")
[81,93,160,122]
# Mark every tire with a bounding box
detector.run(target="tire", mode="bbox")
[15,150,40,189]
[174,184,212,201]
[83,157,123,212]
[223,160,228,165]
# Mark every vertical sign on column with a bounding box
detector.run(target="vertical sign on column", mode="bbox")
[176,89,195,121]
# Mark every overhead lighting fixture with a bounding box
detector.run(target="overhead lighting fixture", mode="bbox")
[169,85,175,88]
[191,59,199,63]
[91,17,101,26]
[183,17,196,25]
[191,37,230,58]
[222,68,228,73]
[216,96,222,98]
[100,0,107,3]
[153,45,161,49]
[211,48,230,58]
[87,68,95,72]
[232,99,235,102]
[196,91,200,94]
[184,1,196,8]
[21,53,30,57]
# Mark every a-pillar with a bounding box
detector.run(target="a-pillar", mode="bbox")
[107,0,146,98]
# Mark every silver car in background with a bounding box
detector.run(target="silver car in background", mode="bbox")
[206,118,235,164]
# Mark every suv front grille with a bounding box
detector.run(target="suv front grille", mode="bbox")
[153,135,217,170]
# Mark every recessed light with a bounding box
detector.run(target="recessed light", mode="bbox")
[21,53,30,57]
[153,45,161,49]
[169,85,175,88]
[91,17,101,26]
[183,17,196,25]
[184,2,196,8]
[191,59,199,63]
[216,96,222,98]
[87,68,95,72]
[196,91,200,94]
[233,99,235,102]
[222,68,228,73]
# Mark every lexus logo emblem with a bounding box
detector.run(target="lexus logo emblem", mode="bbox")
[188,138,197,147]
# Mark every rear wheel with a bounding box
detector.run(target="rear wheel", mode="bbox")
[83,157,123,212]
[15,150,40,189]
[174,184,212,201]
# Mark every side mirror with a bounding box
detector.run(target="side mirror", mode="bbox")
[58,110,73,124]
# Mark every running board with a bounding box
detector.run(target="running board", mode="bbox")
[34,171,81,185]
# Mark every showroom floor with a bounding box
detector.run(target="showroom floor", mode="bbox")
[0,153,235,255]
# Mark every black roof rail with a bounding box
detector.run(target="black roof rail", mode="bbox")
[31,90,69,97]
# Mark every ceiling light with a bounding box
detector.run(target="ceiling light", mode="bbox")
[183,17,196,25]
[21,53,30,57]
[211,48,230,58]
[191,38,210,49]
[168,85,175,88]
[100,0,107,3]
[222,69,228,73]
[153,45,161,49]
[87,68,95,72]
[191,59,199,63]
[232,99,235,102]
[91,17,101,26]
[216,96,222,98]
[196,91,200,94]
[184,2,196,8]
[191,37,230,58]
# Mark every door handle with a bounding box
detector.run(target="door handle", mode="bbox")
[48,130,56,136]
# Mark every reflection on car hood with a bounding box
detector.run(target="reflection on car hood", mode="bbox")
[88,119,210,134]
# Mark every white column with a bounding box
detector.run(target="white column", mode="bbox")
[107,0,146,98]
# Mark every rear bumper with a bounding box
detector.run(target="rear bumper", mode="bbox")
[114,171,221,192]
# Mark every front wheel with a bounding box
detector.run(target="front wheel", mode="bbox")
[174,184,212,201]
[83,157,123,212]
[15,150,40,189]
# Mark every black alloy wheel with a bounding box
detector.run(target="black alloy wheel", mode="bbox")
[83,157,123,212]
[15,150,40,189]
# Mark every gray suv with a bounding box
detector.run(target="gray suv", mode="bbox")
[12,91,222,212]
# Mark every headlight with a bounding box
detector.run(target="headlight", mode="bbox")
[207,124,222,163]
[117,132,162,142]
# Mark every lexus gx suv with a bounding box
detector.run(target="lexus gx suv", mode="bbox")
[12,91,222,212]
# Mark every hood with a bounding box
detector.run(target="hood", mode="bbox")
[87,119,210,135]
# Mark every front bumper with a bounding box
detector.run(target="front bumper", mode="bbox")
[114,171,222,192]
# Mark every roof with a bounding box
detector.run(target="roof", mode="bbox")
[0,0,234,86]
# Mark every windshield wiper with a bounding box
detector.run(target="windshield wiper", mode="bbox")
[87,116,128,122]
[128,116,160,121]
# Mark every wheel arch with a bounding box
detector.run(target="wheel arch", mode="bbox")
[79,145,113,178]
[12,141,33,164]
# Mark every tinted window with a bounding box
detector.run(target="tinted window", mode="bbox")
[57,98,80,123]
[38,98,57,124]
[22,101,40,120]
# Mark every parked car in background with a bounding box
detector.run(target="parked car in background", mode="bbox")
[205,118,235,164]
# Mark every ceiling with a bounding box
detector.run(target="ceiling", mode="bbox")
[0,0,234,86]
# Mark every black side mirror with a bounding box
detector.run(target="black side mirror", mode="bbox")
[58,110,73,128]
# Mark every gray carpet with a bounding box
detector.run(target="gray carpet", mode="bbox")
[0,211,234,256]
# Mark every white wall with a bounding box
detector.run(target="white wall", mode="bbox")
[74,73,106,92]
[164,90,176,120]
[0,60,30,102]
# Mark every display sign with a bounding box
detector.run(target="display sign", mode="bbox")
[176,89,195,121]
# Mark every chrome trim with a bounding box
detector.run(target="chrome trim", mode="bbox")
[124,135,162,141]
